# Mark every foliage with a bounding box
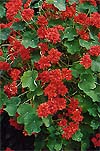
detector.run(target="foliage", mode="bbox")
[0,0,100,150]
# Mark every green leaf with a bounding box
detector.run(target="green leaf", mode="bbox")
[47,136,62,151]
[71,63,85,78]
[91,56,100,72]
[84,85,100,102]
[46,0,54,3]
[79,39,99,50]
[81,140,90,151]
[78,74,96,92]
[54,141,62,151]
[77,2,97,13]
[0,28,11,42]
[11,21,25,31]
[22,30,39,48]
[5,105,17,116]
[34,86,43,96]
[4,97,21,116]
[0,91,8,109]
[34,133,46,151]
[72,130,83,142]
[17,103,34,124]
[64,39,80,54]
[42,117,50,127]
[0,5,6,18]
[62,27,77,41]
[69,0,78,4]
[77,95,92,113]
[90,119,100,129]
[53,0,66,11]
[21,70,38,91]
[17,103,42,134]
[88,104,98,117]
[46,0,66,11]
[24,113,42,134]
[31,50,41,64]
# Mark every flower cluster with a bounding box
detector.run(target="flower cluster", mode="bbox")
[91,133,100,147]
[37,63,72,117]
[0,0,100,150]
[58,98,83,140]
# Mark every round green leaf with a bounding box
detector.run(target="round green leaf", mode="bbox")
[4,97,21,116]
[62,27,77,41]
[22,30,39,48]
[54,0,66,11]
[84,85,100,102]
[21,70,38,91]
[0,91,8,109]
[64,39,80,54]
[11,21,25,31]
[17,103,34,124]
[42,117,50,127]
[72,130,83,142]
[79,39,99,49]
[91,56,100,72]
[0,28,11,41]
[5,105,17,116]
[78,74,96,92]
[24,113,43,134]
[0,5,6,18]
[90,120,100,129]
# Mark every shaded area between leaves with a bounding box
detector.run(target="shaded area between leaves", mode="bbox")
[0,112,35,151]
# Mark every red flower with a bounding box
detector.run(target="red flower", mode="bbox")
[38,42,48,55]
[9,118,23,130]
[55,97,66,110]
[91,133,100,147]
[44,82,57,98]
[61,4,76,20]
[22,8,34,21]
[71,109,83,122]
[37,26,47,39]
[54,25,65,31]
[8,39,30,61]
[90,12,100,28]
[98,32,100,42]
[5,0,22,21]
[80,53,92,69]
[0,49,3,56]
[37,102,50,117]
[9,68,21,81]
[48,48,62,64]
[37,56,51,69]
[76,29,90,41]
[4,81,18,98]
[24,0,32,8]
[58,119,67,127]
[0,61,10,71]
[0,106,4,115]
[62,122,79,140]
[89,45,100,56]
[4,147,14,151]
[49,69,62,82]
[42,1,55,10]
[46,27,61,44]
[74,13,88,26]
[44,81,68,98]
[62,68,72,80]
[37,15,48,26]
[38,71,50,84]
